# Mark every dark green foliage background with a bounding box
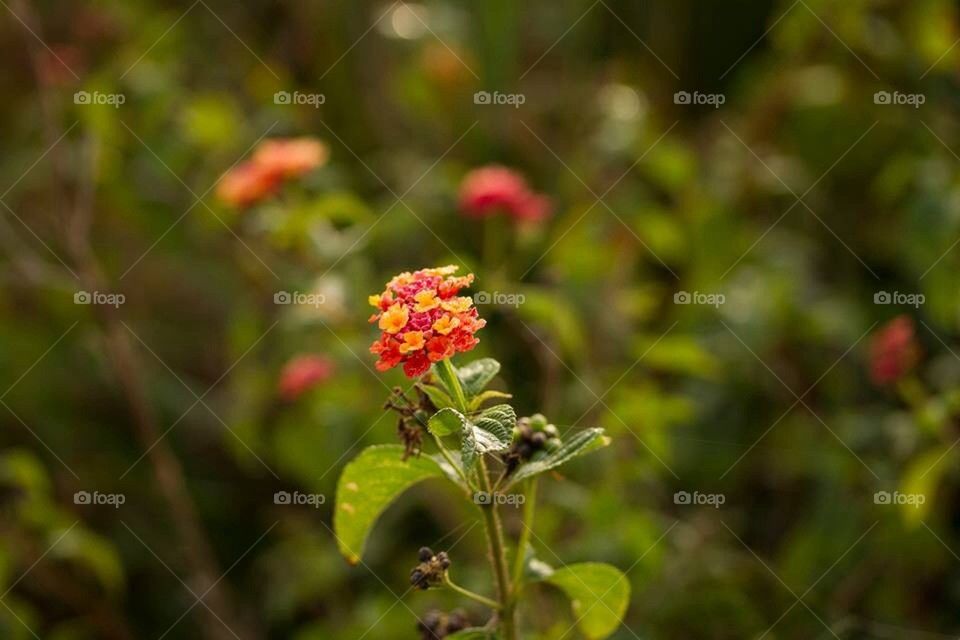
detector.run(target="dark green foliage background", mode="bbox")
[1,0,959,637]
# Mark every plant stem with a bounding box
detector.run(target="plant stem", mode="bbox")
[432,433,472,489]
[477,457,517,640]
[438,358,517,639]
[511,478,537,593]
[437,358,469,414]
[443,574,501,610]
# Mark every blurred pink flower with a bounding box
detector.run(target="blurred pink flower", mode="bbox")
[278,354,335,401]
[458,165,551,222]
[869,315,919,386]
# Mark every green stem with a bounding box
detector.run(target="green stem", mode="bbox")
[432,433,472,489]
[477,457,517,640]
[437,358,469,414]
[443,574,500,610]
[511,478,537,593]
[437,358,517,639]
[437,358,519,640]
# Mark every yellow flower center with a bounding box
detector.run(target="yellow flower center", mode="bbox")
[399,331,426,353]
[440,296,472,313]
[432,314,461,335]
[378,303,409,334]
[414,289,441,312]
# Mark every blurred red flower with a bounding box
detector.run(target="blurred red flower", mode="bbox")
[459,165,551,222]
[278,354,335,401]
[869,315,919,386]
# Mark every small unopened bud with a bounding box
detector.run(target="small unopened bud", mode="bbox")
[529,413,548,430]
[505,413,563,474]
[418,608,470,639]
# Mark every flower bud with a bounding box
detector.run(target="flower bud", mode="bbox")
[417,609,470,639]
[505,413,562,474]
[529,413,548,431]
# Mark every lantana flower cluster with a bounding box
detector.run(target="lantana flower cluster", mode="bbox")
[369,266,485,378]
[459,165,551,222]
[217,137,328,208]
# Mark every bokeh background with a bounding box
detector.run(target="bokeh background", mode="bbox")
[3,0,960,638]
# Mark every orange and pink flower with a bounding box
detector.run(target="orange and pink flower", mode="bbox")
[369,266,485,378]
[459,165,551,222]
[253,137,328,179]
[217,136,329,208]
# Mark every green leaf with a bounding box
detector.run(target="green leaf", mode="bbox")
[507,428,609,487]
[456,358,501,397]
[428,408,466,436]
[52,527,125,593]
[420,383,456,410]
[461,425,507,471]
[334,445,445,564]
[469,390,513,411]
[461,405,514,471]
[899,447,950,526]
[474,405,516,443]
[544,562,630,640]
